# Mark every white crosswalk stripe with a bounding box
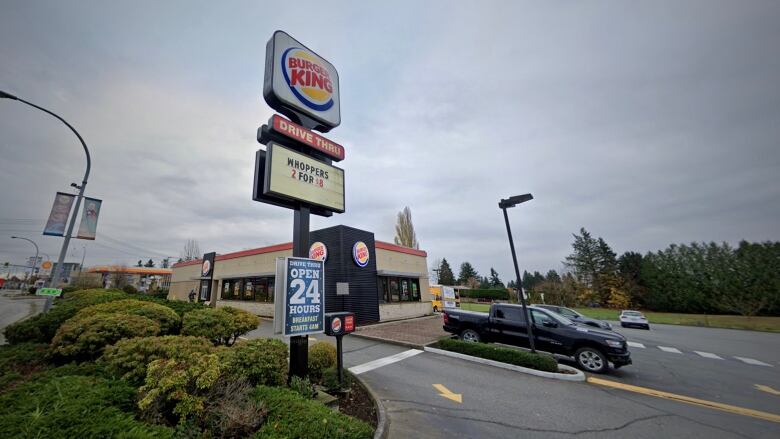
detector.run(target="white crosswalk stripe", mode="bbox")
[734,356,773,367]
[658,346,682,354]
[348,349,423,375]
[627,341,645,348]
[694,351,723,360]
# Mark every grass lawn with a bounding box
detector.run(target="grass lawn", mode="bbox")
[459,302,780,332]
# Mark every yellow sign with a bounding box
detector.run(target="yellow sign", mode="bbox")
[41,261,52,269]
[265,143,345,212]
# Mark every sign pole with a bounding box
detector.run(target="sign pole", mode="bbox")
[336,334,344,387]
[290,205,311,379]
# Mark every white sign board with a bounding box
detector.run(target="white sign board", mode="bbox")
[442,286,457,309]
[264,142,345,212]
[264,30,341,131]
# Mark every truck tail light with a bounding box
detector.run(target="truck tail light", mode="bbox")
[442,312,449,324]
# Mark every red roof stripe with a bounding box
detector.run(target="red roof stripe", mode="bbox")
[375,241,427,257]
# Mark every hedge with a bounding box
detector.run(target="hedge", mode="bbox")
[74,299,181,334]
[51,313,161,360]
[101,335,216,385]
[223,338,288,386]
[182,307,259,345]
[459,289,510,301]
[253,385,374,439]
[437,338,558,373]
[0,372,174,438]
[308,341,336,383]
[0,343,51,390]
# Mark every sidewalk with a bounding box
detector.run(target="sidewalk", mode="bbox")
[354,315,449,348]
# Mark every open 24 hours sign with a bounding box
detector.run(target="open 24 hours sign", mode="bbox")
[283,257,325,336]
[264,142,345,213]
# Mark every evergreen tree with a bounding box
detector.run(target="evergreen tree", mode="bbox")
[438,258,456,285]
[564,228,600,288]
[144,259,155,268]
[489,268,503,288]
[546,269,561,283]
[136,260,143,267]
[457,262,479,285]
[479,276,491,289]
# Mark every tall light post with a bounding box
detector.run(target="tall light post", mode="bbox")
[499,193,536,353]
[1,90,91,289]
[11,236,39,287]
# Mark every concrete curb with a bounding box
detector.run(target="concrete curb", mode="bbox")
[351,332,432,350]
[423,346,586,381]
[351,372,389,439]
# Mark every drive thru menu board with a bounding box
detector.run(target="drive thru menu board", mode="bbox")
[265,142,345,212]
[282,257,325,337]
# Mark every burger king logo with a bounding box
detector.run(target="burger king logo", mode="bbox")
[282,47,334,112]
[309,242,328,262]
[331,317,342,333]
[201,260,211,277]
[353,241,369,268]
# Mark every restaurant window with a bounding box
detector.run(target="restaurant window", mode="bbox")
[219,277,274,303]
[378,276,421,303]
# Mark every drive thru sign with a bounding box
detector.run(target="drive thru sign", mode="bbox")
[282,257,325,336]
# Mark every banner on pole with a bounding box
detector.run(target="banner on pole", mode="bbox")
[76,197,102,240]
[282,257,325,337]
[43,192,75,236]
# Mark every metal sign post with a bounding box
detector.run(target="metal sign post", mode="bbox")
[289,206,311,379]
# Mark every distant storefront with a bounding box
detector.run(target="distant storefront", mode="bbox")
[87,266,172,291]
[169,225,431,324]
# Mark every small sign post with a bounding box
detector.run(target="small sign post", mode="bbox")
[36,287,62,297]
[324,312,355,389]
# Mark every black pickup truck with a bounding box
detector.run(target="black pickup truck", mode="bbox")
[442,304,631,373]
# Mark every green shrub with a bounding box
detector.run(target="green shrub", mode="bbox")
[0,372,174,438]
[437,338,559,372]
[123,285,139,294]
[75,299,181,334]
[459,288,510,301]
[0,343,51,389]
[134,295,206,316]
[321,367,352,393]
[288,375,316,399]
[51,313,160,360]
[138,352,222,424]
[182,307,258,345]
[222,338,287,386]
[308,341,336,382]
[254,385,374,439]
[4,289,129,344]
[101,335,216,385]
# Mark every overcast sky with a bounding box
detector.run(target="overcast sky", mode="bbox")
[1,1,778,282]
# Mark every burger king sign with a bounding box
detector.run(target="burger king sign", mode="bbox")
[264,31,340,132]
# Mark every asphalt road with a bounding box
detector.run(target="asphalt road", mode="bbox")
[0,291,43,344]
[247,321,780,438]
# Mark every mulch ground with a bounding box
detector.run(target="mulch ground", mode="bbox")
[338,376,378,429]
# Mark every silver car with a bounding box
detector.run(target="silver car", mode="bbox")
[619,310,650,329]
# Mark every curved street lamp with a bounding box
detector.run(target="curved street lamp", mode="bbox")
[499,193,536,353]
[1,90,91,289]
[11,236,39,286]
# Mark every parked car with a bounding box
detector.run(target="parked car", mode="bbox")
[619,310,650,329]
[533,304,612,330]
[442,304,632,373]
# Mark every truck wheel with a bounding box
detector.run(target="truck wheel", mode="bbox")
[575,347,608,373]
[460,329,481,343]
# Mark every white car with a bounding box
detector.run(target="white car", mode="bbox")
[619,310,650,330]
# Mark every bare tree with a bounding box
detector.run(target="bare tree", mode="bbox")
[182,239,201,261]
[394,206,419,249]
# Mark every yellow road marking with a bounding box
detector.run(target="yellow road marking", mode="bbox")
[433,384,462,403]
[587,377,780,424]
[755,384,780,396]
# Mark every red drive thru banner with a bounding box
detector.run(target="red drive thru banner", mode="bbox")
[270,115,345,161]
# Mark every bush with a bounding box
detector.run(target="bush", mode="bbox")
[138,352,222,424]
[321,367,352,393]
[254,385,374,439]
[288,376,316,399]
[222,338,287,386]
[202,379,266,438]
[75,299,181,334]
[4,289,129,344]
[0,372,174,438]
[101,336,216,385]
[28,286,37,295]
[123,285,139,294]
[134,295,206,316]
[437,338,559,372]
[308,341,336,382]
[459,288,510,301]
[0,343,50,389]
[182,307,258,345]
[51,313,161,360]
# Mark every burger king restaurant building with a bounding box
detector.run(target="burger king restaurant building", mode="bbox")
[168,225,432,324]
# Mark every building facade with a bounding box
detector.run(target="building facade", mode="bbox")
[87,266,173,291]
[169,225,431,324]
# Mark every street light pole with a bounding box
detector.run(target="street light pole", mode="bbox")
[1,90,91,289]
[499,193,536,353]
[11,236,38,288]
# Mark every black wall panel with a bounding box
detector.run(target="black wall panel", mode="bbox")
[310,225,379,325]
